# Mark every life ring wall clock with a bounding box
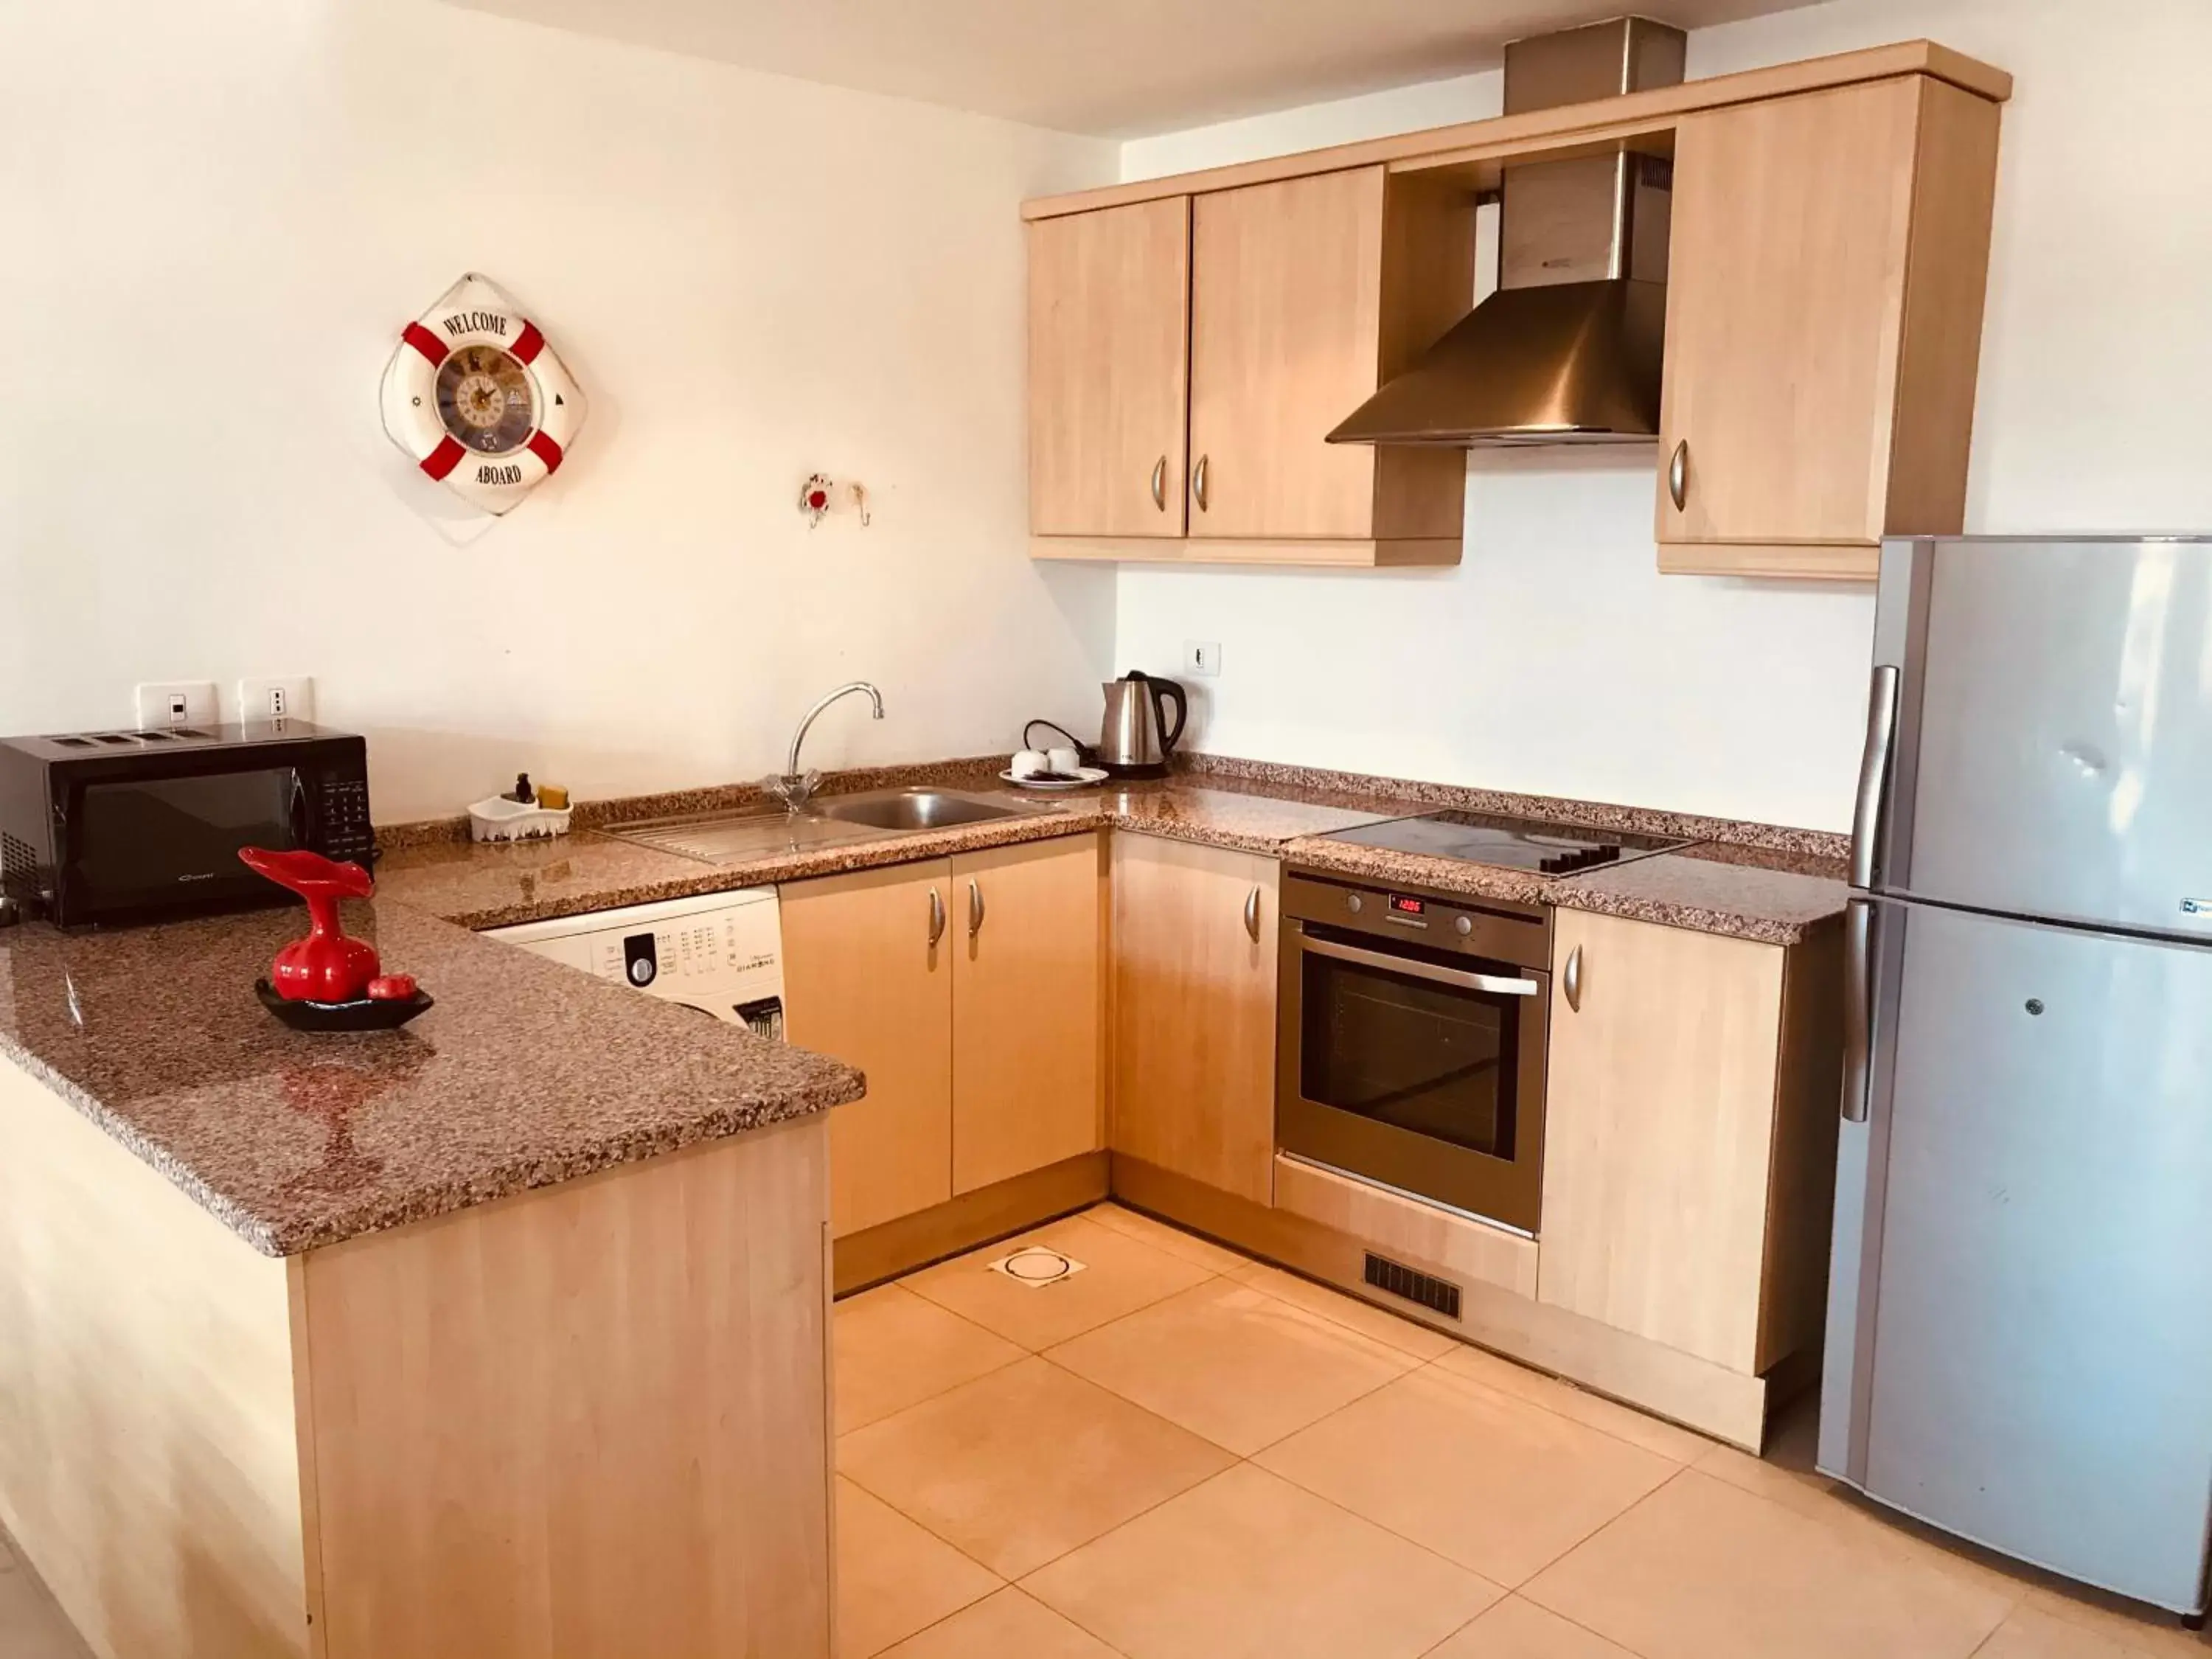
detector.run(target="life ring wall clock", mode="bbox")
[379,273,586,516]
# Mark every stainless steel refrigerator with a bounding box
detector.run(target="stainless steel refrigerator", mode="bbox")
[1820,535,2212,1616]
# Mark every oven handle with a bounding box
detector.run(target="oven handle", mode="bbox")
[1298,933,1541,996]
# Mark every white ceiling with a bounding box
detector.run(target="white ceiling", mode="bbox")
[445,0,1830,137]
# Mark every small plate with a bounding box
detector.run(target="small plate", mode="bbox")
[255,979,435,1033]
[999,766,1110,792]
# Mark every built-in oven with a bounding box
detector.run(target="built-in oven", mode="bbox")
[1277,869,1551,1234]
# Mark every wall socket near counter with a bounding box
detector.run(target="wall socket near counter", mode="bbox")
[238,676,316,723]
[133,681,218,729]
[1183,641,1222,678]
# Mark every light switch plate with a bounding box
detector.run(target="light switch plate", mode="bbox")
[1184,640,1222,678]
[238,676,316,723]
[133,681,218,729]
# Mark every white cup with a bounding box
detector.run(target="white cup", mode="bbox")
[1012,749,1049,778]
[1046,745,1082,775]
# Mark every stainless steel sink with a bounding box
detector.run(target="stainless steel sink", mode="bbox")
[607,811,883,866]
[815,789,1029,832]
[603,789,1038,866]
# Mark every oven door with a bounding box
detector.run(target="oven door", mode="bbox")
[1279,923,1548,1233]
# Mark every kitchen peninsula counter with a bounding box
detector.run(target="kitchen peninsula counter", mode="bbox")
[0,894,859,1659]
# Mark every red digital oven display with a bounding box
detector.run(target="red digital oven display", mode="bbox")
[1388,894,1426,917]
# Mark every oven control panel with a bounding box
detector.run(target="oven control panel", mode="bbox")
[1282,870,1551,972]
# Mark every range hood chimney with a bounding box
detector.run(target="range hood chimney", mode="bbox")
[1329,16,1687,448]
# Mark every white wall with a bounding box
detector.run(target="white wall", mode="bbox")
[1116,0,2212,831]
[0,0,1117,821]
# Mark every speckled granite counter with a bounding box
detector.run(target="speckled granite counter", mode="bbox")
[378,762,1848,946]
[373,778,1412,930]
[0,900,863,1256]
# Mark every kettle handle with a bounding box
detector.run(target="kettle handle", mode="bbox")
[1150,677,1188,754]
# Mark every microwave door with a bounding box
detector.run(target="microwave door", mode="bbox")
[1883,537,2212,938]
[69,767,305,921]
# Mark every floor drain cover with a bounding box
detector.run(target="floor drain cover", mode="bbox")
[987,1245,1087,1288]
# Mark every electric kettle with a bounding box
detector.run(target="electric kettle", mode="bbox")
[1099,671,1189,779]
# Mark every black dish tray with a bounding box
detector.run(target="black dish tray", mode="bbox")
[255,978,434,1032]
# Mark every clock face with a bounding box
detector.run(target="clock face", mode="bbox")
[435,344,535,454]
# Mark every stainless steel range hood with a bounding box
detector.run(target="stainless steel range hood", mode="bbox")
[1329,17,1686,448]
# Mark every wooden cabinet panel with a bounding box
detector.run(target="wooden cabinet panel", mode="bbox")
[1110,835,1279,1205]
[1537,908,1786,1372]
[781,861,953,1237]
[1656,73,1998,577]
[1189,169,1386,540]
[1658,77,1925,551]
[950,835,1104,1194]
[1028,198,1192,538]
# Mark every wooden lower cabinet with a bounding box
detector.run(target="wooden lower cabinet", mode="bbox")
[1110,834,1279,1205]
[1538,907,1845,1374]
[950,836,1105,1194]
[782,835,1106,1241]
[780,860,954,1238]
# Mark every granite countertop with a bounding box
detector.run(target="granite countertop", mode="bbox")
[0,901,863,1256]
[378,764,1848,946]
[373,776,1413,930]
[1,756,1843,1259]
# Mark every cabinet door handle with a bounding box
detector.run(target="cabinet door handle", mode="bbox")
[967,878,986,939]
[1563,944,1583,1012]
[928,887,945,947]
[1150,455,1167,512]
[1193,453,1210,513]
[1243,884,1261,942]
[1667,440,1689,512]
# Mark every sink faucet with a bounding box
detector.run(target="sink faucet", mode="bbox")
[770,681,884,810]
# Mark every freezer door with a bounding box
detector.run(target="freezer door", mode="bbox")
[1855,899,2212,1611]
[1892,537,2212,938]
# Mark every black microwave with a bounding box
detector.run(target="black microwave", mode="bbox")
[0,723,375,930]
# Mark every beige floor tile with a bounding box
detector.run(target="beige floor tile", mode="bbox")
[1433,1344,1714,1464]
[2023,1589,2212,1659]
[1978,1602,2166,1659]
[1025,1464,1500,1659]
[1423,1595,1638,1658]
[905,1214,1217,1350]
[1047,1276,1418,1454]
[1228,1259,1459,1360]
[1523,1469,2016,1659]
[838,1357,1234,1579]
[836,1476,1001,1659]
[1082,1204,1251,1273]
[836,1284,1026,1436]
[875,1587,1121,1658]
[1255,1363,1676,1587]
[1692,1437,2036,1605]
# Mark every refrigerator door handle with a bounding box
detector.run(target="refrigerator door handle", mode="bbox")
[1842,897,1876,1123]
[1851,664,1901,890]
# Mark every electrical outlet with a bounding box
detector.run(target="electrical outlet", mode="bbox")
[238,676,316,724]
[1184,640,1222,678]
[133,681,218,730]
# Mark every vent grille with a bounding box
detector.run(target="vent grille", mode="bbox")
[2,832,38,905]
[1363,1252,1462,1321]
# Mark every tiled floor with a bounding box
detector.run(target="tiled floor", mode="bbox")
[4,1200,2208,1659]
[835,1203,2212,1659]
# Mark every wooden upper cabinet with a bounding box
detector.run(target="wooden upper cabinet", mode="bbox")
[1656,74,2001,577]
[779,860,953,1238]
[950,835,1104,1194]
[1538,908,1843,1375]
[1110,835,1279,1205]
[1189,167,1470,548]
[1028,198,1191,538]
